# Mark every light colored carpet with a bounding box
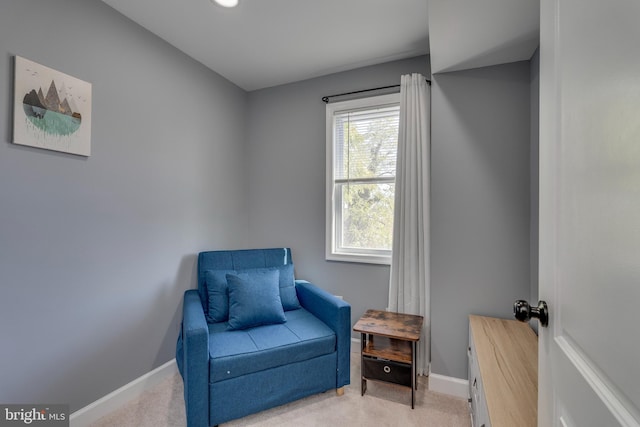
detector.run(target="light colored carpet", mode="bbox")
[91,353,471,427]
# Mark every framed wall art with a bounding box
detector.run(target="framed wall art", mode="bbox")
[13,55,92,156]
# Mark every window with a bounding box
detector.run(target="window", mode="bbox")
[326,93,400,264]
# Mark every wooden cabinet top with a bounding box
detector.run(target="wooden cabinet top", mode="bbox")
[469,315,538,427]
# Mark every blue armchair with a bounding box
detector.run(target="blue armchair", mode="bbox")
[176,248,351,427]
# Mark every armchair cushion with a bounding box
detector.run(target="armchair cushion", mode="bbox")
[227,269,286,330]
[208,308,335,382]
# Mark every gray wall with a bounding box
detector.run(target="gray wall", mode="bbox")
[245,56,430,327]
[430,61,532,379]
[0,0,248,411]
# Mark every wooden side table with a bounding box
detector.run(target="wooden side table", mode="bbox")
[353,309,424,408]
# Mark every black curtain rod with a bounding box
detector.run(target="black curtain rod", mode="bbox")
[322,79,431,103]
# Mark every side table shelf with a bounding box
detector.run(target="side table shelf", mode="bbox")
[364,335,412,363]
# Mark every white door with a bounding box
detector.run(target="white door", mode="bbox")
[538,0,640,426]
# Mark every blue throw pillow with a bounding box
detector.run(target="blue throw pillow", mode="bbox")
[204,269,236,323]
[273,263,301,311]
[204,264,301,324]
[226,269,287,330]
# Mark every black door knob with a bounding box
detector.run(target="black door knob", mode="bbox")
[514,300,549,327]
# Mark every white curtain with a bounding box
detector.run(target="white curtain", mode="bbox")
[388,73,431,376]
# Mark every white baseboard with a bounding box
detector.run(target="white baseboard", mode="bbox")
[70,359,178,427]
[428,371,469,399]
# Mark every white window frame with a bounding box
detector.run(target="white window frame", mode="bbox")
[325,92,400,265]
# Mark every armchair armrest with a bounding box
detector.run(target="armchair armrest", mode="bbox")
[181,290,209,427]
[295,280,351,388]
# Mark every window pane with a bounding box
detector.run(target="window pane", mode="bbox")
[338,182,395,251]
[334,105,399,181]
[326,93,400,263]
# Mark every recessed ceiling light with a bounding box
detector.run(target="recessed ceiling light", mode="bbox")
[213,0,238,7]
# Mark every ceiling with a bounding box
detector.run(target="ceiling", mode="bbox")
[100,0,538,92]
[428,0,539,74]
[101,0,429,91]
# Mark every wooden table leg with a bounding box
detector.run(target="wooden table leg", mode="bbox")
[415,340,419,390]
[411,341,416,409]
[361,333,366,396]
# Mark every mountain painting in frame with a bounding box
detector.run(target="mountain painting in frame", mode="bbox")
[13,56,92,156]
